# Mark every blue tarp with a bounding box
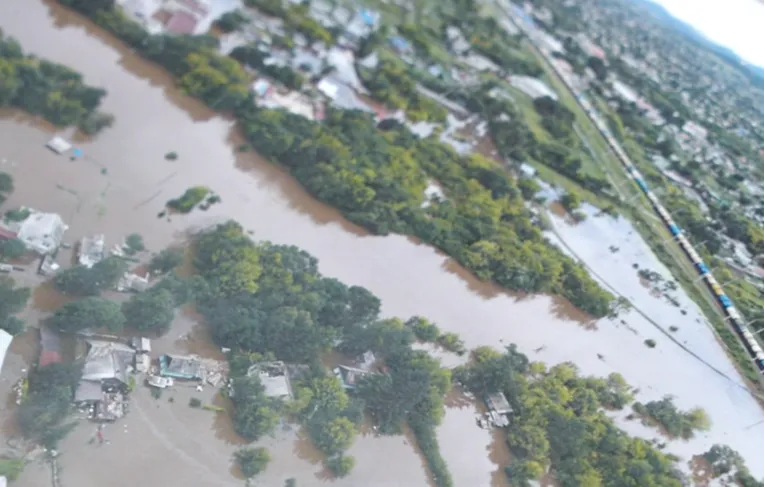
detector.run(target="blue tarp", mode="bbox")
[359,9,376,26]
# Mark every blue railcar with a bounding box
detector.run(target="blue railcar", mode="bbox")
[635,178,648,192]
[697,263,709,274]
[719,295,732,308]
[669,224,681,236]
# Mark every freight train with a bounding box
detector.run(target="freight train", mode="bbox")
[614,144,763,372]
[543,55,763,372]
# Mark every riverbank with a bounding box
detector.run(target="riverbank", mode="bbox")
[0,0,763,481]
[517,28,764,389]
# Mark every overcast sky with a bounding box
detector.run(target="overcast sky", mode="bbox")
[651,0,764,66]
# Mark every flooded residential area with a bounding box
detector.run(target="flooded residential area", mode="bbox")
[0,0,763,486]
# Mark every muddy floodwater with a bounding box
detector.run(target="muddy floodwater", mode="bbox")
[1,0,763,485]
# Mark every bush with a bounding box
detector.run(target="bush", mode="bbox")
[125,233,145,254]
[235,447,271,478]
[326,455,355,478]
[78,111,115,135]
[167,186,209,213]
[189,397,202,408]
[633,396,711,439]
[644,339,657,348]
[165,151,178,161]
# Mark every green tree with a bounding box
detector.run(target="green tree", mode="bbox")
[313,417,356,455]
[53,256,128,296]
[0,276,31,335]
[235,447,270,478]
[230,376,281,441]
[0,238,26,259]
[49,297,126,333]
[18,362,83,448]
[326,455,355,477]
[125,233,145,254]
[121,288,175,335]
[214,10,249,33]
[149,247,184,274]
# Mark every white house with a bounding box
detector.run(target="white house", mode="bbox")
[16,212,68,255]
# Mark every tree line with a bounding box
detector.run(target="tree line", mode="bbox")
[0,31,113,134]
[55,0,616,319]
[190,221,454,482]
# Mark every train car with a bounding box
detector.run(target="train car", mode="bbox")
[647,192,659,205]
[635,178,648,192]
[719,295,732,308]
[728,308,741,321]
[695,262,710,274]
[669,224,681,236]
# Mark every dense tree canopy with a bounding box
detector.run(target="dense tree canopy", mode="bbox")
[53,256,128,296]
[121,288,175,335]
[454,346,688,487]
[360,57,448,123]
[48,297,126,334]
[18,362,83,448]
[632,396,711,440]
[1,32,111,132]
[55,0,615,321]
[234,447,271,478]
[229,374,282,441]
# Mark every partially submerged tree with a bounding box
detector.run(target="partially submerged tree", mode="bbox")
[121,288,175,335]
[235,447,270,479]
[48,297,125,333]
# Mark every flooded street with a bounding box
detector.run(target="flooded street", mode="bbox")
[0,0,762,484]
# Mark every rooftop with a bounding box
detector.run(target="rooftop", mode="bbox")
[82,340,135,385]
[159,354,202,380]
[165,10,198,34]
[16,211,68,255]
[246,361,292,399]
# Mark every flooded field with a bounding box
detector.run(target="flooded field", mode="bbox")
[0,0,762,485]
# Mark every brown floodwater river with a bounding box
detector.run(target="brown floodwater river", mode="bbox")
[0,0,762,485]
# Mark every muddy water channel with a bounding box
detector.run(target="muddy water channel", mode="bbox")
[1,0,763,484]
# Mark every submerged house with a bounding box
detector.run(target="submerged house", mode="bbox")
[334,365,375,391]
[15,211,68,255]
[78,234,106,268]
[246,361,293,400]
[81,340,136,391]
[159,354,202,380]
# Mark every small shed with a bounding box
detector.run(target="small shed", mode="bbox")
[46,136,72,154]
